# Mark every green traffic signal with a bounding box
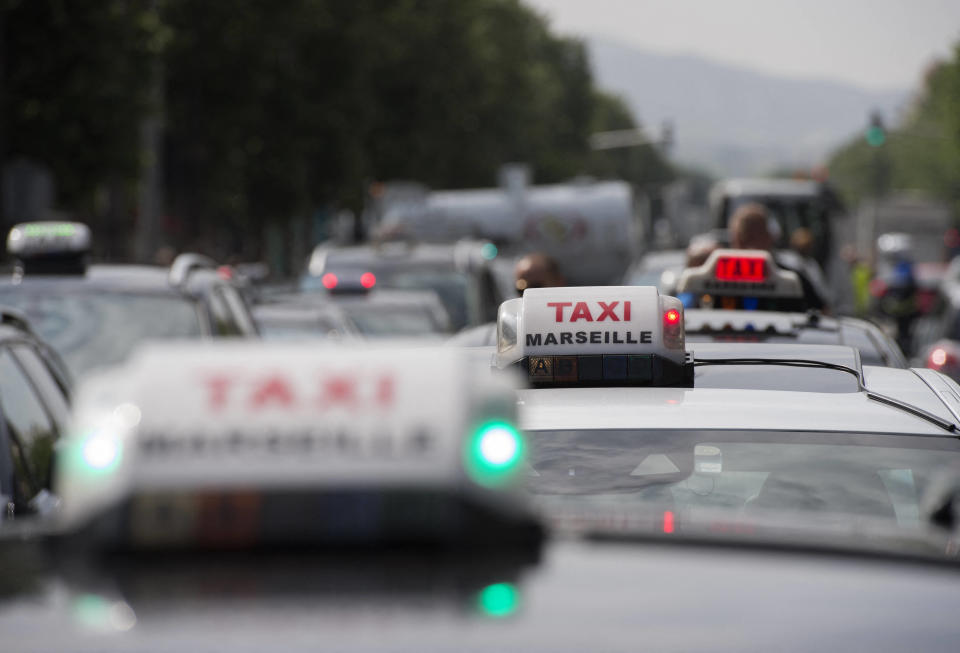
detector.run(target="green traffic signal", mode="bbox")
[867,111,886,147]
[866,125,886,147]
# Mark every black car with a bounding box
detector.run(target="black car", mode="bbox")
[0,308,71,520]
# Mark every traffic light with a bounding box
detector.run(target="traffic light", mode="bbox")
[866,111,886,147]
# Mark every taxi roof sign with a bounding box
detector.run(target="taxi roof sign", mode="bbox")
[496,286,689,386]
[7,221,91,257]
[675,249,802,299]
[55,342,535,548]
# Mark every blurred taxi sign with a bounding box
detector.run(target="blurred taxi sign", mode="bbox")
[675,248,806,311]
[55,342,536,549]
[714,254,766,282]
[7,221,91,257]
[495,286,690,386]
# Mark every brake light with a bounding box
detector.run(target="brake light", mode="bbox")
[321,273,338,290]
[662,510,675,534]
[664,309,680,325]
[360,272,376,289]
[928,346,957,370]
[715,256,765,282]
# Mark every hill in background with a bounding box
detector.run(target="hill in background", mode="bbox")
[588,38,909,177]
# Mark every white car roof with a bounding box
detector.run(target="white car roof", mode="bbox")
[519,385,946,435]
[519,365,960,436]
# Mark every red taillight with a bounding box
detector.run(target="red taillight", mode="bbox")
[321,273,338,289]
[928,347,955,369]
[360,272,376,289]
[662,510,675,534]
[664,309,680,325]
[715,256,765,282]
[217,265,234,280]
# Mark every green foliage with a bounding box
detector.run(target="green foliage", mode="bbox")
[828,43,960,216]
[3,0,164,208]
[4,0,672,255]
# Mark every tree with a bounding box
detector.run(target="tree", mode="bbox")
[828,42,960,217]
[2,0,163,214]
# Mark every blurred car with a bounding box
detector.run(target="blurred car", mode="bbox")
[621,249,687,294]
[303,239,505,331]
[0,308,71,520]
[14,292,960,650]
[685,309,906,367]
[0,222,259,377]
[254,288,451,340]
[7,334,960,650]
[707,177,845,268]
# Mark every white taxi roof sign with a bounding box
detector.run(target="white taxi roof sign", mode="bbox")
[675,249,803,299]
[496,285,686,370]
[56,342,524,532]
[7,221,91,257]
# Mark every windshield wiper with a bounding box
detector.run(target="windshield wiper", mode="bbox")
[693,357,862,382]
[865,391,957,434]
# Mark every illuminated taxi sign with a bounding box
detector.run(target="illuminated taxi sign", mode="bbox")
[7,221,91,257]
[56,343,527,542]
[676,249,802,299]
[715,255,765,282]
[495,286,689,386]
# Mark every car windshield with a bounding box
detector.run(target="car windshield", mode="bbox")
[728,195,829,258]
[342,305,443,338]
[0,290,203,376]
[304,267,473,330]
[526,429,960,540]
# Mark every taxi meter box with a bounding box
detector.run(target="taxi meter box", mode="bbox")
[55,343,537,550]
[496,286,690,386]
[675,248,806,312]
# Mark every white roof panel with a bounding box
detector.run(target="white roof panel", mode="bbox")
[519,386,949,436]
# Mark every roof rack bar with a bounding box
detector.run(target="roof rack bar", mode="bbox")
[169,253,216,288]
[0,307,34,335]
[910,368,960,427]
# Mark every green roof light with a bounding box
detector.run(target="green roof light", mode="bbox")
[465,420,524,486]
[80,431,122,473]
[480,243,498,260]
[477,582,520,618]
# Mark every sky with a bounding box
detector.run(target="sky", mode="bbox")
[525,0,960,91]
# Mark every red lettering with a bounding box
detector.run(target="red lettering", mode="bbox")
[375,375,394,407]
[624,301,631,321]
[250,377,295,408]
[597,301,620,321]
[548,302,572,321]
[320,377,356,406]
[570,302,593,322]
[205,375,233,411]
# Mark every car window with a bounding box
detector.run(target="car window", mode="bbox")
[10,344,69,428]
[208,287,245,336]
[0,347,57,502]
[0,290,204,376]
[343,306,444,338]
[526,429,960,532]
[217,284,258,335]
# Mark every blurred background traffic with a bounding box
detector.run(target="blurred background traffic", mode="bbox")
[2,0,960,371]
